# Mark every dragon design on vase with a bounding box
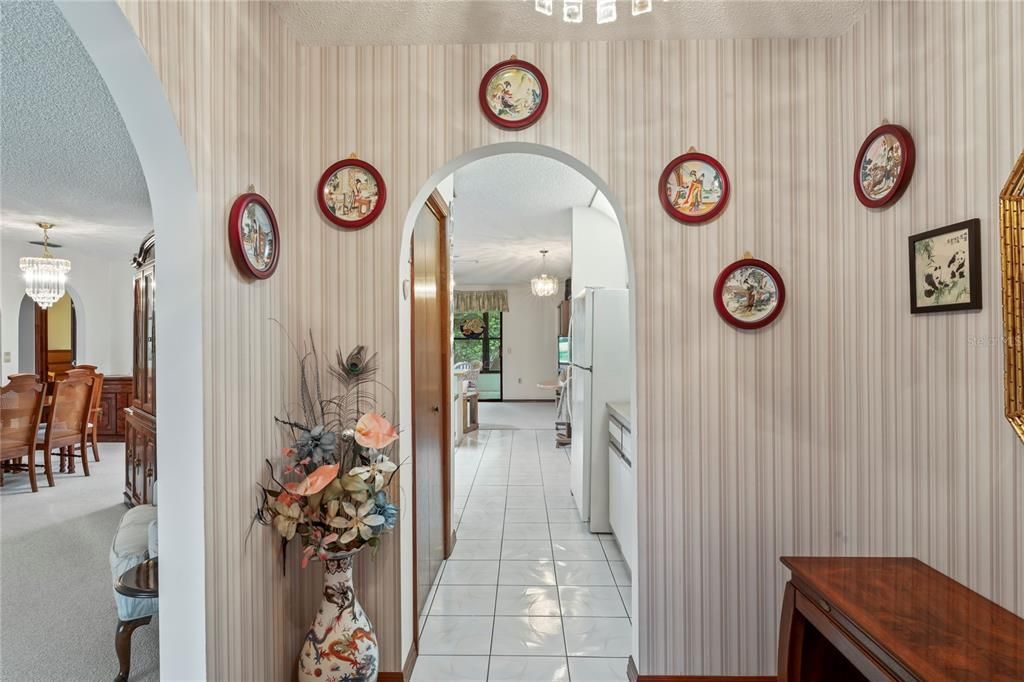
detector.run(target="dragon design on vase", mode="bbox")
[298,553,378,682]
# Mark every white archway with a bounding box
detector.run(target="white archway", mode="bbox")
[17,285,86,373]
[56,3,207,679]
[396,142,641,668]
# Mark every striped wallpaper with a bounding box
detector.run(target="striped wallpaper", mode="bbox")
[117,0,1023,677]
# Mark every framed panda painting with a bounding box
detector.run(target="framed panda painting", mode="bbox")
[908,218,982,314]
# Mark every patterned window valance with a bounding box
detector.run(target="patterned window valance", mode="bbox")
[454,289,509,313]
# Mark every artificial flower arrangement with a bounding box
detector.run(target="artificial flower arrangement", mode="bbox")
[254,341,400,567]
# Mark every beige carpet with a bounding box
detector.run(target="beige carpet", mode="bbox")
[0,443,159,681]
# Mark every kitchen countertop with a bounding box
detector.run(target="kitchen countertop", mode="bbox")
[607,401,631,430]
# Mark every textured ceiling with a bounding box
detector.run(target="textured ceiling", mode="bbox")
[0,0,151,257]
[272,0,869,47]
[449,153,597,285]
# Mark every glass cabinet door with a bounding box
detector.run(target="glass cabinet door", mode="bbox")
[144,267,155,413]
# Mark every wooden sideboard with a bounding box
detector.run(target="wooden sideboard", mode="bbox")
[779,556,1024,680]
[97,376,132,442]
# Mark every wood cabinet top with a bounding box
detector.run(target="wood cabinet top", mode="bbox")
[781,556,1024,680]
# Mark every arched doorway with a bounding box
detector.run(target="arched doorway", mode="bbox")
[18,288,83,377]
[397,142,640,673]
[56,2,206,678]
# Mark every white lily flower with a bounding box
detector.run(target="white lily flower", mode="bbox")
[349,455,398,490]
[336,498,386,544]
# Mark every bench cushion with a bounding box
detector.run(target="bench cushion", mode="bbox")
[110,505,159,621]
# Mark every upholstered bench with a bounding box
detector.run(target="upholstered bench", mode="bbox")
[110,483,158,681]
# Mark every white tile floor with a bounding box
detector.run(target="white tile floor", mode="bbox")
[477,401,559,431]
[412,429,631,682]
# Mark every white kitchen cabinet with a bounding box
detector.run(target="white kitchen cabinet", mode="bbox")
[607,406,635,572]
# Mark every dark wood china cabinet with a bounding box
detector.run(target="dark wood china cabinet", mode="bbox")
[124,232,156,507]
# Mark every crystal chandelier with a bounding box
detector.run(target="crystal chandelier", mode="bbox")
[530,250,559,297]
[535,0,652,24]
[20,222,71,309]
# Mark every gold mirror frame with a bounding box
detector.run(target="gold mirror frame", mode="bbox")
[1000,149,1024,442]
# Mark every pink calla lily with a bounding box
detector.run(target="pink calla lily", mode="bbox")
[354,412,398,449]
[286,463,340,497]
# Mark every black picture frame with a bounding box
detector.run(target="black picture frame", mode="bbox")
[908,218,982,314]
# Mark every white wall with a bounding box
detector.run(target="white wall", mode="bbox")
[1,237,134,377]
[456,283,558,401]
[570,206,628,297]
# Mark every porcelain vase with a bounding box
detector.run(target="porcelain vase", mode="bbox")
[298,552,378,682]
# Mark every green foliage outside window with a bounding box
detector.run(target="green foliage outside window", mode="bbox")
[453,311,502,373]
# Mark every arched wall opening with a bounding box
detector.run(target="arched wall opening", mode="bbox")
[17,286,85,374]
[56,2,207,678]
[396,141,641,667]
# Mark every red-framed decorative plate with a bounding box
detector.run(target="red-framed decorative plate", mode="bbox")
[228,192,280,279]
[659,152,730,225]
[713,258,786,330]
[853,124,915,208]
[479,58,548,130]
[317,158,387,229]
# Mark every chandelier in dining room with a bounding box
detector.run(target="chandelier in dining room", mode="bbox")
[530,249,559,297]
[534,0,653,24]
[20,222,71,309]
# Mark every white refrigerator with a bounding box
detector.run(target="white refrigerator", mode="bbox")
[569,287,629,532]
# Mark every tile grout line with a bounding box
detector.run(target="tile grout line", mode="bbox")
[422,428,490,647]
[487,428,515,681]
[537,428,573,682]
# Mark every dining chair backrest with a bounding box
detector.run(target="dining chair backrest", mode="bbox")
[59,368,94,381]
[46,375,94,443]
[63,367,103,415]
[1,375,46,457]
[91,373,105,415]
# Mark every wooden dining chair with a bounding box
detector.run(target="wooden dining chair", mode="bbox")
[38,374,94,478]
[1,375,48,492]
[61,367,103,462]
[87,373,104,462]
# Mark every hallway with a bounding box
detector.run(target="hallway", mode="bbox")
[477,401,559,431]
[412,429,630,682]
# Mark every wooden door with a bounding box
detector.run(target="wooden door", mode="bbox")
[411,192,452,644]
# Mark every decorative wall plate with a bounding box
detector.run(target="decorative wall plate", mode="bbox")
[459,316,485,339]
[854,124,915,208]
[713,258,786,330]
[479,58,548,130]
[317,158,387,229]
[228,192,280,279]
[659,152,730,224]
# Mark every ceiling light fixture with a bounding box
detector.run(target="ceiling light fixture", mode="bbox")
[20,222,71,309]
[596,0,617,24]
[530,249,559,297]
[563,0,583,23]
[535,0,653,24]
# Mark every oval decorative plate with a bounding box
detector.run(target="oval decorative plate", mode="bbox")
[659,152,730,224]
[459,316,485,339]
[713,258,786,330]
[853,124,915,208]
[479,58,549,130]
[228,192,280,279]
[317,158,387,229]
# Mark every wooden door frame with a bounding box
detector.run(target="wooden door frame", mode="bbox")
[410,190,453,654]
[34,303,48,378]
[32,297,77,378]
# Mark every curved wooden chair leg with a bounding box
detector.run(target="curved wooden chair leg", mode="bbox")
[115,616,151,682]
[79,437,90,476]
[28,450,39,493]
[42,448,54,488]
[91,427,101,461]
